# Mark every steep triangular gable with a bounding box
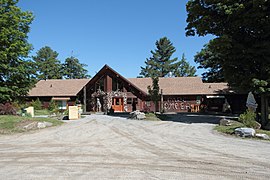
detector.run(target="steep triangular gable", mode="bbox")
[86,65,148,99]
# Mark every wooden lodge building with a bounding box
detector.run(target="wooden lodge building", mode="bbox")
[27,65,247,113]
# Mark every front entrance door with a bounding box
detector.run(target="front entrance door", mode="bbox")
[112,97,124,112]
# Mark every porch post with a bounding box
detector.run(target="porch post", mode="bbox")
[83,86,86,113]
[160,89,163,113]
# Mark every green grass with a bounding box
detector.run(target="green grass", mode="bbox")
[35,109,51,116]
[214,121,245,135]
[215,120,270,140]
[0,115,63,134]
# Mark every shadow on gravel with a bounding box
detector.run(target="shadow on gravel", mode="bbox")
[108,112,238,125]
[162,113,238,124]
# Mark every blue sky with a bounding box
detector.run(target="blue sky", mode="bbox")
[18,0,213,78]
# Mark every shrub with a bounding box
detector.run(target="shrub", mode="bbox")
[239,110,258,128]
[30,98,42,110]
[0,103,17,115]
[48,100,58,113]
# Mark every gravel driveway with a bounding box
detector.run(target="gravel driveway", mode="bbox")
[0,114,270,179]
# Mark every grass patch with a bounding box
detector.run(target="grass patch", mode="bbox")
[215,120,270,140]
[214,121,245,135]
[35,109,51,116]
[0,115,63,134]
[145,113,170,121]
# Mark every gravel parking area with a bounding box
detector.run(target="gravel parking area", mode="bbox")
[0,114,270,179]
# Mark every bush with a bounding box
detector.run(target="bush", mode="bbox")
[0,103,17,115]
[30,98,42,110]
[48,100,58,113]
[239,110,258,128]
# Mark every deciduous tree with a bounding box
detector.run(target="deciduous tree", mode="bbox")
[186,0,270,127]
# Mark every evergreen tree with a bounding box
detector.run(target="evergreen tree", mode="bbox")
[174,54,196,77]
[147,77,160,112]
[186,0,270,127]
[33,46,63,80]
[0,0,35,103]
[140,37,179,77]
[63,56,90,79]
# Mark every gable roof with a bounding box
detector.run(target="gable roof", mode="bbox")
[128,77,231,95]
[27,79,90,97]
[86,65,148,99]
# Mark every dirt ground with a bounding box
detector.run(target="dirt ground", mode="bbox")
[0,114,270,179]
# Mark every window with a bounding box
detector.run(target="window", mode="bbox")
[127,98,132,104]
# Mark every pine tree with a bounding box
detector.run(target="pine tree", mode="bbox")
[63,56,90,79]
[140,37,179,77]
[33,46,63,80]
[0,0,35,103]
[147,77,160,112]
[174,54,196,77]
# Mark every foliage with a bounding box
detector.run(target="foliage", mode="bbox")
[194,41,225,82]
[0,103,17,115]
[214,121,245,135]
[239,110,258,129]
[174,54,196,77]
[32,46,63,80]
[0,115,63,134]
[186,0,270,126]
[140,37,180,77]
[29,98,42,110]
[48,100,58,113]
[0,0,35,103]
[63,56,90,79]
[147,77,160,112]
[34,109,51,116]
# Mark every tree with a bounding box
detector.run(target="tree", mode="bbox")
[33,46,63,80]
[140,37,180,77]
[174,54,196,77]
[0,0,35,103]
[63,56,90,79]
[147,77,160,112]
[194,40,225,82]
[186,0,270,127]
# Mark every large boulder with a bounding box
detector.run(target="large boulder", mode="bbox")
[219,118,231,126]
[129,110,146,120]
[235,128,255,137]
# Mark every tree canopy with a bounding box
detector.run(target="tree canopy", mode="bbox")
[32,46,63,80]
[186,0,270,126]
[63,56,90,79]
[140,37,180,77]
[0,0,35,103]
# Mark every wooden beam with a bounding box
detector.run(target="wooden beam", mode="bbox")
[83,86,86,113]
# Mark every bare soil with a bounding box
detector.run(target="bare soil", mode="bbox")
[0,114,270,179]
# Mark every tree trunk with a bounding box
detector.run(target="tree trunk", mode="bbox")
[261,94,269,128]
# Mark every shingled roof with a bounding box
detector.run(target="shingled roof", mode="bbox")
[28,79,90,97]
[128,77,230,95]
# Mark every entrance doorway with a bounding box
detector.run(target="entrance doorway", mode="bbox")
[112,97,124,112]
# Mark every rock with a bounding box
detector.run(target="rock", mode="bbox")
[255,133,270,140]
[44,121,53,127]
[129,110,146,120]
[219,118,231,126]
[37,122,46,129]
[235,128,255,137]
[23,121,38,130]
